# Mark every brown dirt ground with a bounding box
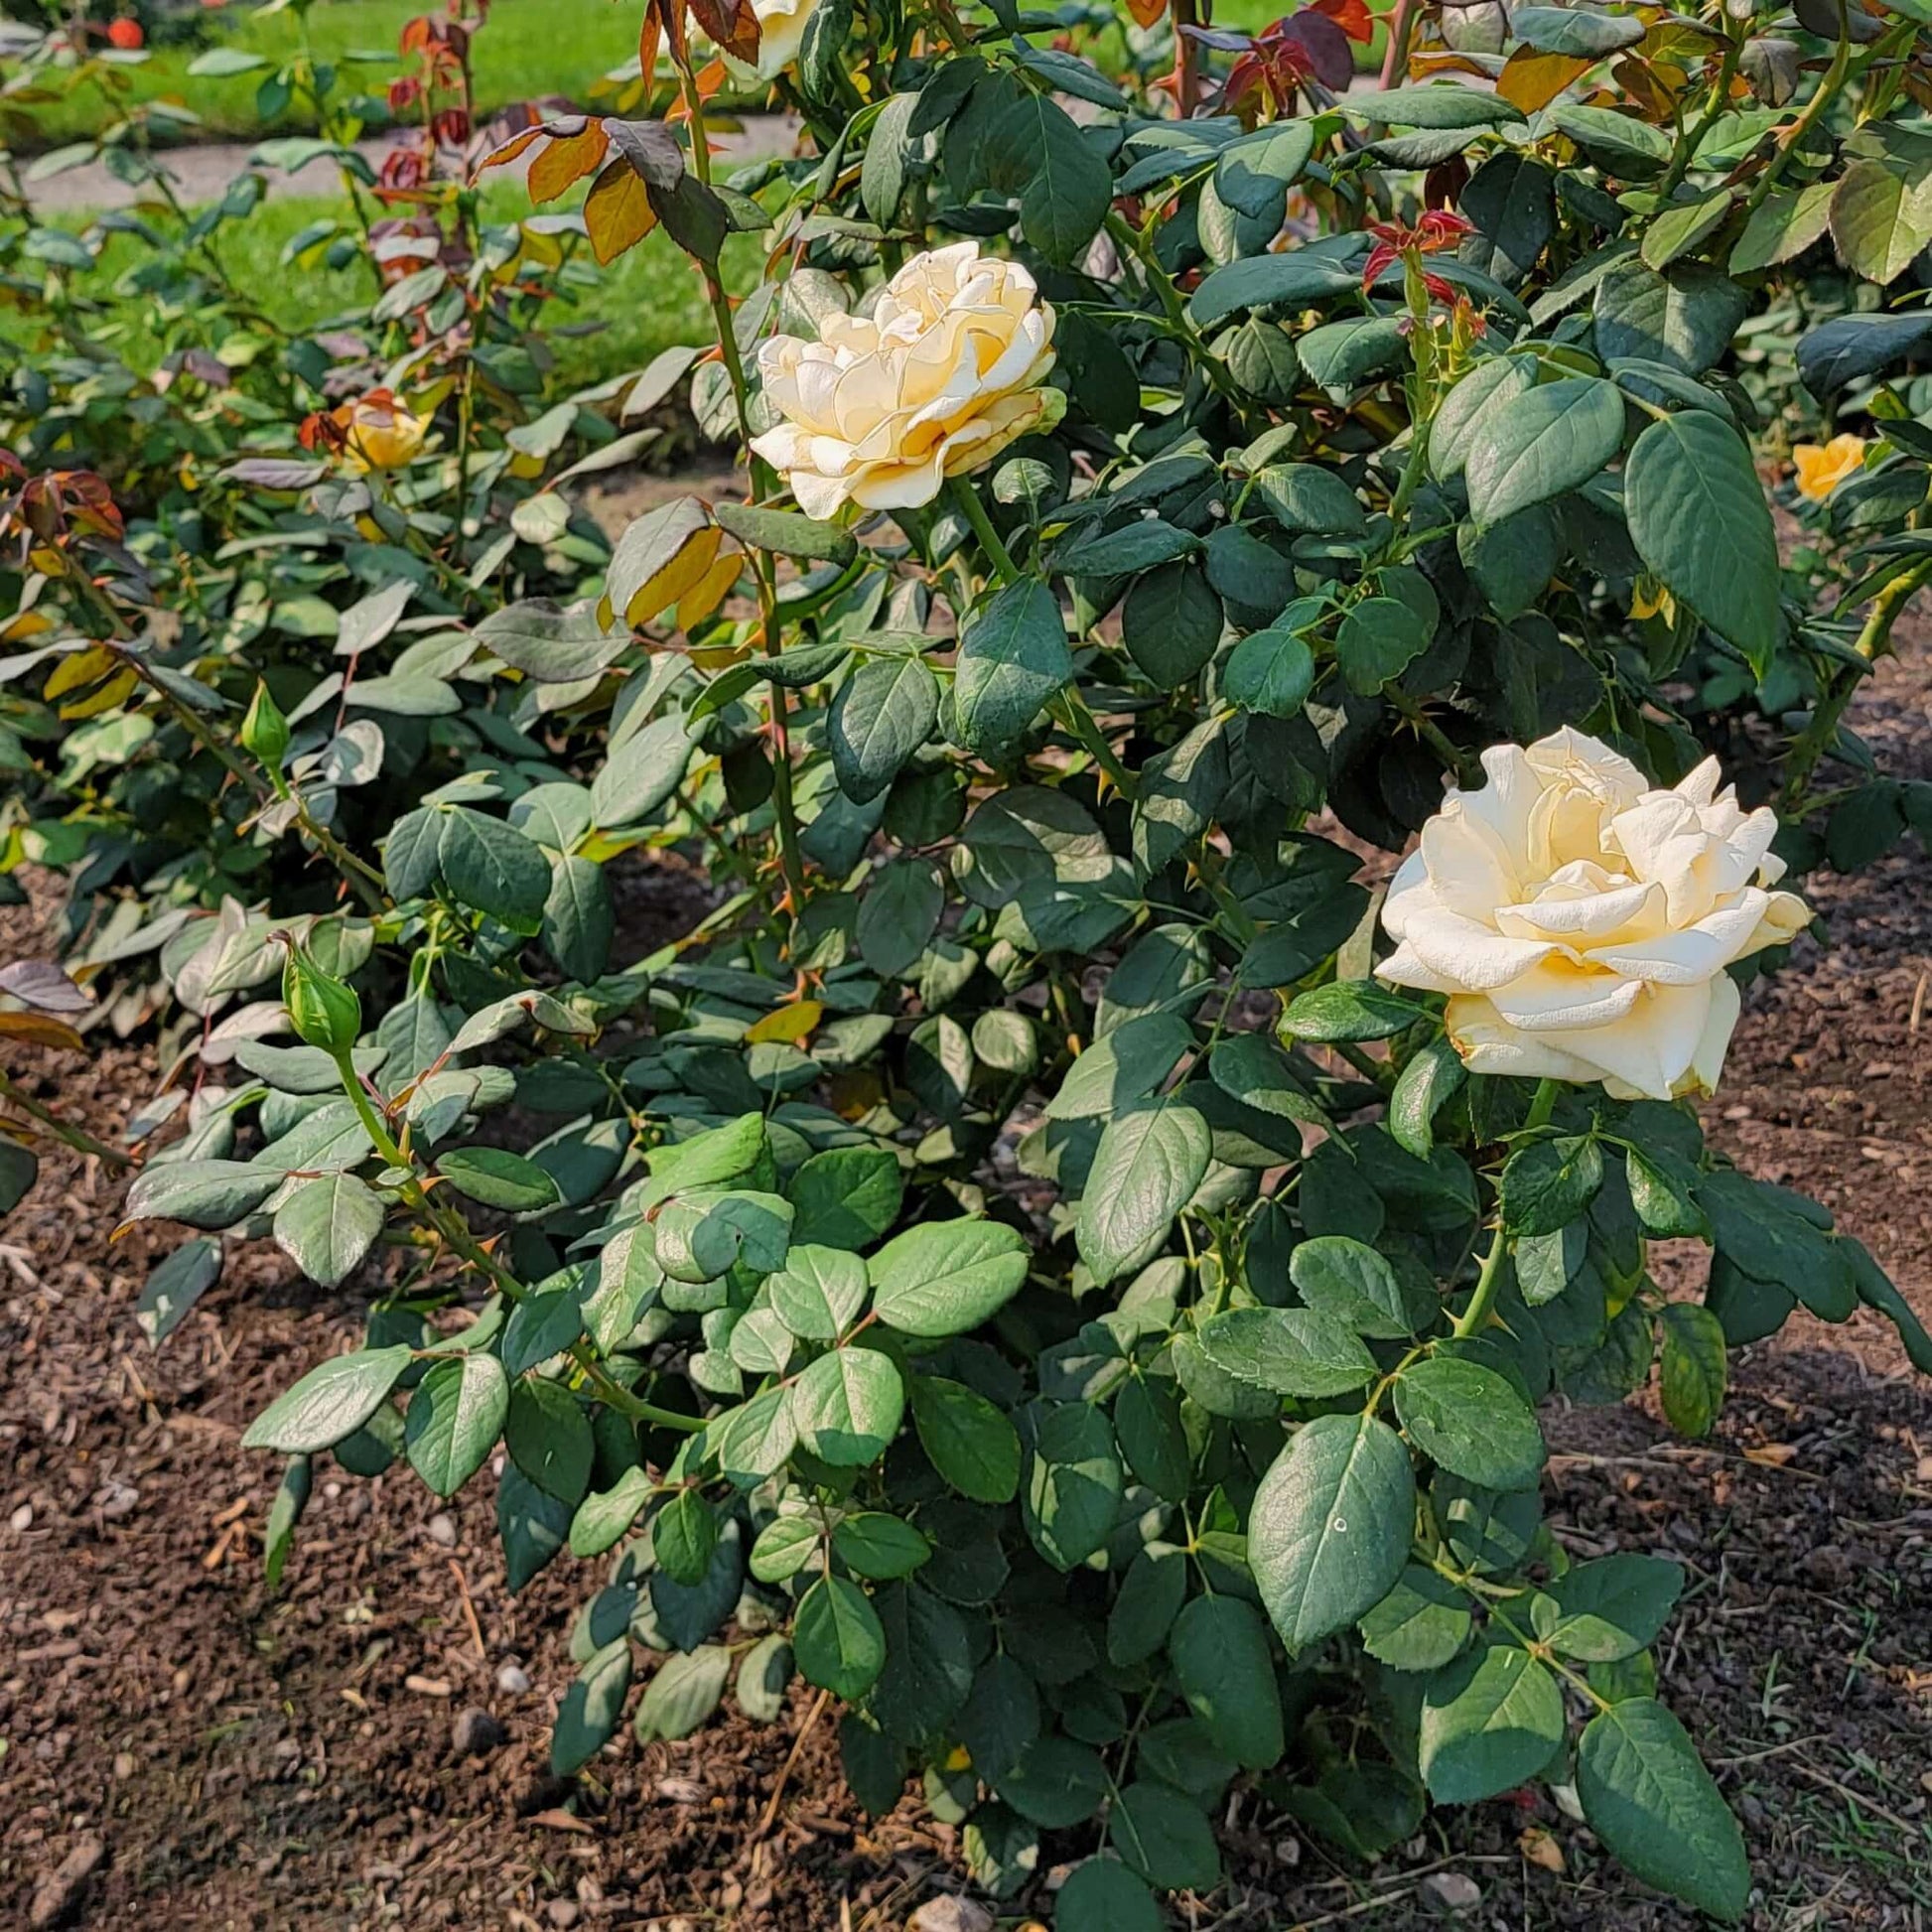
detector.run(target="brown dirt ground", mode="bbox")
[3,641,1931,1931]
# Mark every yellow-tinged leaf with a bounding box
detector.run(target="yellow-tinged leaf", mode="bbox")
[584,157,659,265]
[528,122,611,205]
[747,1000,823,1044]
[621,525,724,626]
[2,609,55,642]
[827,1067,887,1119]
[676,544,745,629]
[44,644,118,700]
[690,642,752,671]
[0,1011,85,1051]
[59,665,139,719]
[1743,1443,1798,1467]
[1497,47,1592,113]
[1521,1826,1566,1873]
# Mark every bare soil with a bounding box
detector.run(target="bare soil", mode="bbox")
[3,641,1930,1930]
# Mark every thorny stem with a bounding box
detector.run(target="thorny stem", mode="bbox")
[1742,0,1854,219]
[1103,212,1243,406]
[1656,23,1745,199]
[1451,1078,1560,1340]
[676,61,808,906]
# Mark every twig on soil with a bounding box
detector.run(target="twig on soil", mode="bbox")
[448,1557,486,1662]
[1712,1732,1830,1766]
[1792,1760,1929,1840]
[753,1686,831,1842]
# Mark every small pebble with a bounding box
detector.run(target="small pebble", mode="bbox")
[497,1662,532,1695]
[545,1903,580,1929]
[451,1707,505,1758]
[10,1503,32,1533]
[427,1513,458,1548]
[1421,1871,1481,1913]
[907,1901,994,1932]
[112,1752,136,1781]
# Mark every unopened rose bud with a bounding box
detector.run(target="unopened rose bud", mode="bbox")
[281,937,362,1055]
[240,679,290,771]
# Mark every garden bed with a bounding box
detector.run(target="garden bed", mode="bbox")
[3,627,1928,1932]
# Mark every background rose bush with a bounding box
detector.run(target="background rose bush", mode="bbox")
[6,0,1932,1924]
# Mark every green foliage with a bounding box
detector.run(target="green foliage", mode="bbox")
[6,0,1931,1922]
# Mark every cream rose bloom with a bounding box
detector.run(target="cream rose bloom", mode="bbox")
[722,0,818,82]
[750,242,1062,520]
[1377,729,1810,1101]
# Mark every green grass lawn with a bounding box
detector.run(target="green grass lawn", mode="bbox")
[1,180,756,393]
[15,0,1376,149]
[17,0,642,148]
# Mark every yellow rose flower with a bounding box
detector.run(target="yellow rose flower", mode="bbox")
[751,241,1063,520]
[340,391,430,473]
[1377,729,1809,1101]
[1791,433,1865,501]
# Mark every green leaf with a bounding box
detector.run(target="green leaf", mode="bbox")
[499,1462,572,1591]
[1281,981,1428,1042]
[833,1512,931,1580]
[1433,355,1537,480]
[869,1218,1030,1336]
[1626,1147,1705,1237]
[1641,190,1734,272]
[1224,624,1315,718]
[1359,1564,1472,1671]
[136,1237,222,1346]
[1076,1101,1212,1287]
[1347,83,1525,128]
[570,1465,653,1558]
[544,855,614,982]
[1830,158,1932,286]
[1511,4,1645,53]
[1251,1412,1416,1653]
[1500,1136,1603,1236]
[1625,410,1781,669]
[1253,461,1367,536]
[125,1158,282,1231]
[955,578,1071,751]
[829,653,939,803]
[1796,308,1932,400]
[1576,1700,1749,1920]
[1197,1306,1378,1398]
[475,599,629,683]
[1053,1857,1163,1932]
[242,1345,413,1454]
[551,1639,633,1776]
[1658,1302,1726,1439]
[654,1486,719,1587]
[736,1632,794,1724]
[590,712,693,828]
[1112,1779,1222,1890]
[1464,376,1626,526]
[715,500,857,564]
[1114,1373,1190,1502]
[1532,1554,1683,1663]
[794,1574,887,1700]
[1121,561,1224,688]
[633,1645,732,1743]
[998,1734,1110,1828]
[910,1375,1021,1502]
[959,1654,1039,1785]
[1170,1594,1285,1769]
[1024,1401,1123,1572]
[857,857,944,980]
[505,1377,595,1503]
[1290,1234,1418,1338]
[791,1345,905,1466]
[1187,249,1362,330]
[786,1146,903,1250]
[1109,1542,1188,1665]
[768,1243,871,1339]
[437,806,551,927]
[987,90,1110,265]
[1592,258,1747,376]
[404,1353,508,1497]
[1394,1356,1546,1490]
[437,1146,562,1212]
[1420,1643,1566,1802]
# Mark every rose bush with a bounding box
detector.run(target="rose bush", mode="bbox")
[6,0,1932,1924]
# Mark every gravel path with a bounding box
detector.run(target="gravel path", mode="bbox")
[18,116,800,212]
